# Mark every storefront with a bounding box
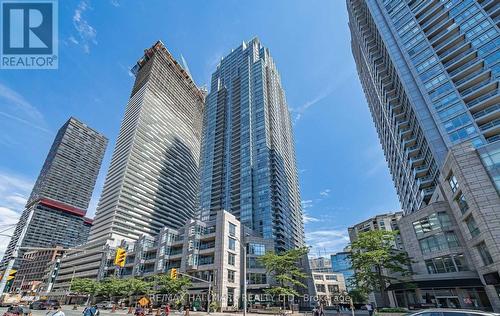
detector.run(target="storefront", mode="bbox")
[388,278,492,311]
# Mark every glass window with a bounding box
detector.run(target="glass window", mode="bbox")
[247,243,265,255]
[228,253,235,266]
[229,223,236,237]
[477,241,493,266]
[228,269,235,283]
[448,173,459,193]
[314,275,323,280]
[456,192,469,214]
[228,238,236,251]
[465,215,480,237]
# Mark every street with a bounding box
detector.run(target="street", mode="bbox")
[0,306,370,316]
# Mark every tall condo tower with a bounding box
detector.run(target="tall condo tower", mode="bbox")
[199,38,304,252]
[0,117,107,270]
[347,0,499,214]
[88,41,204,243]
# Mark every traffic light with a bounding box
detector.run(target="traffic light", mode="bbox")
[114,247,127,267]
[7,270,17,281]
[170,268,177,279]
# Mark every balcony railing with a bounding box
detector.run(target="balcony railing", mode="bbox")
[448,58,480,77]
[473,104,500,119]
[454,67,485,86]
[466,89,498,108]
[443,49,474,68]
[460,78,493,97]
[479,118,500,131]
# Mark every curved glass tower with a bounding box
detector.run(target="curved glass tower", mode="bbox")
[89,41,205,242]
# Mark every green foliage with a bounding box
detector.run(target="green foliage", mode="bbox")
[154,274,191,295]
[350,230,412,305]
[348,288,367,304]
[259,247,308,297]
[70,278,101,295]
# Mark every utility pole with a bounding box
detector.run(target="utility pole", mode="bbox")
[207,274,212,315]
[243,243,247,316]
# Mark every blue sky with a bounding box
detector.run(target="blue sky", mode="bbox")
[0,0,400,257]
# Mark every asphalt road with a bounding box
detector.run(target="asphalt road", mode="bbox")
[0,306,367,316]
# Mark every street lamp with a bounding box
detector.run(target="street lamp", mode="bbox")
[234,234,249,316]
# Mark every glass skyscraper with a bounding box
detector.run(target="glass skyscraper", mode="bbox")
[199,38,304,251]
[0,117,107,270]
[347,0,499,214]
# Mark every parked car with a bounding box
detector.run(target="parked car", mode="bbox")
[3,305,31,316]
[29,300,60,310]
[407,309,500,316]
[96,301,115,309]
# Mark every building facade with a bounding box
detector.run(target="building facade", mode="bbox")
[331,252,355,291]
[311,271,347,306]
[309,257,333,273]
[348,212,404,250]
[199,38,304,252]
[1,117,106,270]
[396,142,500,311]
[53,211,274,310]
[11,247,64,294]
[347,0,499,215]
[89,41,205,243]
[348,212,404,307]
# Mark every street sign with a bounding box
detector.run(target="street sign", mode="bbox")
[138,297,149,307]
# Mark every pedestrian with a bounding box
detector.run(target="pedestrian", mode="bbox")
[48,306,65,316]
[336,304,341,316]
[366,303,374,316]
[184,304,190,316]
[312,306,318,316]
[164,303,170,316]
[319,304,325,316]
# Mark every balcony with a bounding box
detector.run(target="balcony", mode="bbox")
[459,77,494,98]
[406,145,420,158]
[414,164,429,177]
[420,187,435,200]
[410,155,425,167]
[472,104,500,124]
[416,174,435,189]
[479,118,500,136]
[404,137,417,148]
[448,58,481,78]
[453,67,486,87]
[434,31,462,53]
[465,84,499,110]
[443,48,475,68]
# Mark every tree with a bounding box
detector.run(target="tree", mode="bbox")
[70,278,101,304]
[154,274,191,306]
[350,230,412,307]
[98,277,128,301]
[259,247,309,308]
[121,278,152,306]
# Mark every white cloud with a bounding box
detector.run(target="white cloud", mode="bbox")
[306,229,350,257]
[72,0,97,54]
[0,171,34,259]
[364,142,388,176]
[292,86,333,123]
[301,200,313,209]
[319,189,331,197]
[303,211,319,224]
[110,0,120,7]
[0,83,49,134]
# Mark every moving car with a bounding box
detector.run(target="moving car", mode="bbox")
[2,305,32,316]
[407,309,500,316]
[96,301,115,309]
[29,300,60,310]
